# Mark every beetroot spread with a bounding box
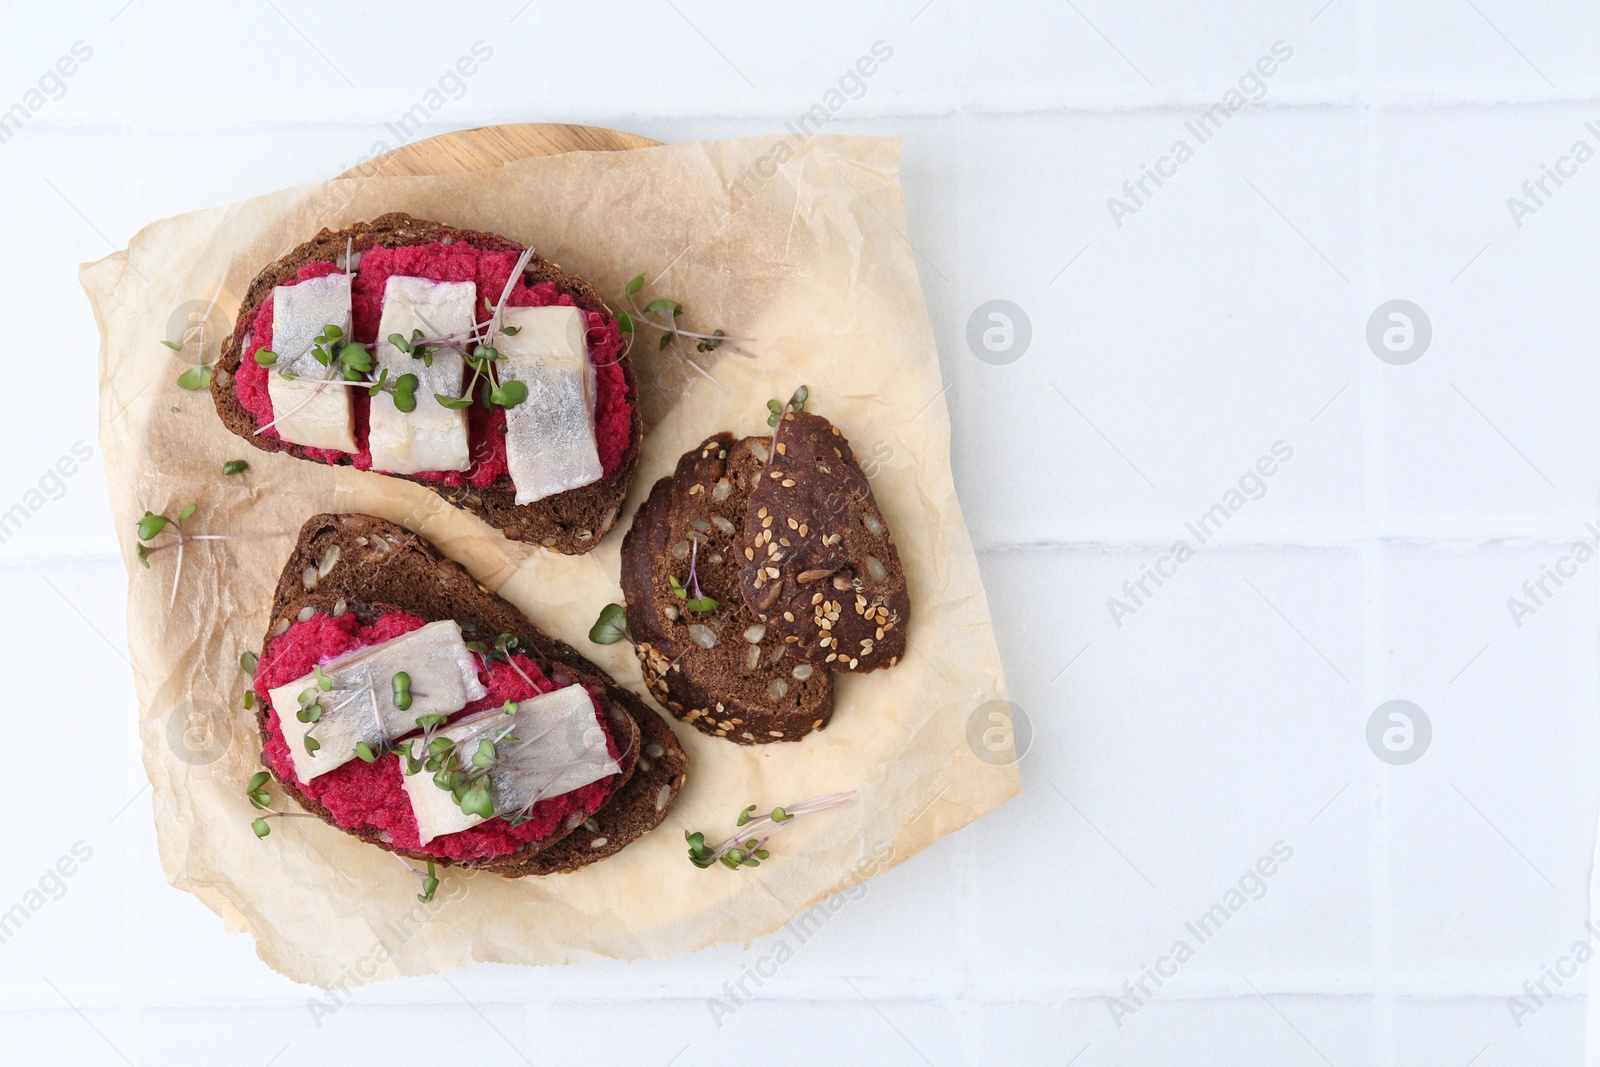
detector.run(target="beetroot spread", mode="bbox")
[254,609,623,863]
[235,243,633,485]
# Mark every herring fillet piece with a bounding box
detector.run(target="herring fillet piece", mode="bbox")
[265,272,357,451]
[368,276,475,474]
[269,619,487,782]
[402,683,619,844]
[496,305,602,506]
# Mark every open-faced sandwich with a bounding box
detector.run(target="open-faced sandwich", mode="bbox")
[246,513,686,877]
[614,394,910,744]
[211,213,641,554]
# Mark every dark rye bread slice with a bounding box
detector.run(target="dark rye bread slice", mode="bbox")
[212,212,642,555]
[258,513,687,875]
[621,434,835,744]
[736,412,909,672]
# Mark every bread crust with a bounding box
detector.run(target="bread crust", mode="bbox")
[213,213,641,554]
[256,513,687,875]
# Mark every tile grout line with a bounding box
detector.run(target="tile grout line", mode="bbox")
[1355,0,1396,1061]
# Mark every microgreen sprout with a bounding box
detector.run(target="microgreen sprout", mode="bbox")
[766,384,809,428]
[685,792,855,870]
[667,539,718,613]
[588,603,631,645]
[134,505,288,608]
[222,459,249,475]
[244,770,315,837]
[617,274,755,388]
[390,855,442,903]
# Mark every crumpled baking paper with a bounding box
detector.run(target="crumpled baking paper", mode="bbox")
[80,133,1018,986]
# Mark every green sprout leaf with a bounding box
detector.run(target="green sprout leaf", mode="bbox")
[136,511,170,542]
[176,365,212,390]
[222,459,249,475]
[685,596,719,613]
[435,393,473,410]
[313,664,332,692]
[736,805,756,827]
[304,735,321,756]
[392,671,412,711]
[472,739,496,768]
[417,860,439,903]
[161,339,184,351]
[248,771,270,792]
[355,742,378,764]
[240,651,258,676]
[460,782,494,819]
[502,700,519,716]
[616,312,634,333]
[625,274,644,296]
[178,503,197,522]
[254,349,278,366]
[588,603,630,645]
[643,298,682,318]
[496,379,528,408]
[252,818,271,838]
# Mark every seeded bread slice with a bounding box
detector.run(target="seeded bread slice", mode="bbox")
[621,435,835,744]
[736,412,909,672]
[213,213,642,554]
[257,513,687,874]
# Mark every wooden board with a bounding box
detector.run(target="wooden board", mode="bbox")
[337,122,658,179]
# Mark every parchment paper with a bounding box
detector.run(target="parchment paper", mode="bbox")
[81,134,1018,986]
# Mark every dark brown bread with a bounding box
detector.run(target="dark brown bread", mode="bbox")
[213,213,641,554]
[621,435,835,744]
[258,513,687,875]
[736,412,909,672]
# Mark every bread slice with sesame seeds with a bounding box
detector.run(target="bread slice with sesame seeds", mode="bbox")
[735,411,909,672]
[620,434,836,744]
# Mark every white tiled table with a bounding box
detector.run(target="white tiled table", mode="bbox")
[3,2,1596,1064]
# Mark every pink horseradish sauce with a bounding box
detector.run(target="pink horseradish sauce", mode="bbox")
[254,609,623,863]
[234,242,633,485]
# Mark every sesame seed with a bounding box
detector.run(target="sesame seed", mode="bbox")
[782,479,796,487]
[776,443,787,455]
[799,524,808,536]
